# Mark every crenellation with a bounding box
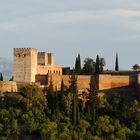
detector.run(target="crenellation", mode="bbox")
[13,48,140,94]
[13,48,62,84]
[14,48,37,57]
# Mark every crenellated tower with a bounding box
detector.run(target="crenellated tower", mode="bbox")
[13,48,38,83]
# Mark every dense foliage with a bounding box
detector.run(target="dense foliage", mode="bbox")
[75,55,106,75]
[0,80,140,140]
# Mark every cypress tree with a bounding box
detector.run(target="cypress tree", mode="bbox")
[47,79,55,114]
[88,75,99,125]
[69,72,78,126]
[115,53,119,71]
[61,78,64,93]
[75,54,82,74]
[60,79,65,113]
[0,73,3,81]
[77,54,81,73]
[95,55,100,74]
[75,57,78,73]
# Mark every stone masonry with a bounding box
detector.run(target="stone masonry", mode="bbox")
[13,48,62,83]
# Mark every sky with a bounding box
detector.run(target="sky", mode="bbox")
[0,0,140,70]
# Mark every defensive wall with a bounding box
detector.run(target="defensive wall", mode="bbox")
[49,73,140,93]
[0,81,17,93]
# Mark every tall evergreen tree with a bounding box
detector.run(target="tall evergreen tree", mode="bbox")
[69,72,79,126]
[115,53,119,71]
[77,54,81,73]
[47,79,55,114]
[60,79,65,113]
[61,78,64,93]
[75,54,82,74]
[88,75,99,125]
[0,73,3,81]
[95,55,100,74]
[75,57,78,73]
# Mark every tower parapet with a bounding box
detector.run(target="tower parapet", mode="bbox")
[14,48,37,57]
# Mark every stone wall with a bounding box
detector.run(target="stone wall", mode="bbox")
[37,65,62,75]
[0,81,17,93]
[98,75,111,90]
[137,74,140,93]
[62,75,90,91]
[48,74,62,90]
[111,75,130,88]
[13,48,37,83]
[98,74,138,90]
[13,48,62,83]
[61,74,139,92]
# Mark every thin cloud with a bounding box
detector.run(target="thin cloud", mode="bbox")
[0,9,140,31]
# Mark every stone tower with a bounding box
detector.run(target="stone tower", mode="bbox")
[38,52,48,66]
[13,48,37,83]
[48,53,54,66]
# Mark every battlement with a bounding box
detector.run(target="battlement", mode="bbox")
[14,48,37,57]
[0,81,17,93]
[13,48,62,83]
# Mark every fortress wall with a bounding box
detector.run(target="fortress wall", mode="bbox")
[30,50,38,82]
[49,74,62,90]
[62,75,90,91]
[94,74,139,91]
[0,81,17,93]
[111,75,130,88]
[37,65,62,75]
[137,74,140,93]
[98,75,111,90]
[137,74,140,84]
[62,74,136,91]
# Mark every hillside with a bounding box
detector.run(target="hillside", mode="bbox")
[0,57,12,80]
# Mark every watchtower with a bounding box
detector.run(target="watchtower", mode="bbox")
[13,48,38,82]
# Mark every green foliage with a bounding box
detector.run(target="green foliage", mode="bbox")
[132,64,140,70]
[69,72,79,126]
[87,76,100,125]
[0,82,140,139]
[99,58,106,72]
[82,57,95,75]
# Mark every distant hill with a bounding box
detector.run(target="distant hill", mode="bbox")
[0,57,12,80]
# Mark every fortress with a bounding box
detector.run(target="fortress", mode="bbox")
[12,48,140,94]
[13,48,62,85]
[0,47,140,94]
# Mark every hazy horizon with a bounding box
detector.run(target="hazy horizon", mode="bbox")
[0,0,140,70]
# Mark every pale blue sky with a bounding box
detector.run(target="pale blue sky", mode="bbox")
[0,0,140,70]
